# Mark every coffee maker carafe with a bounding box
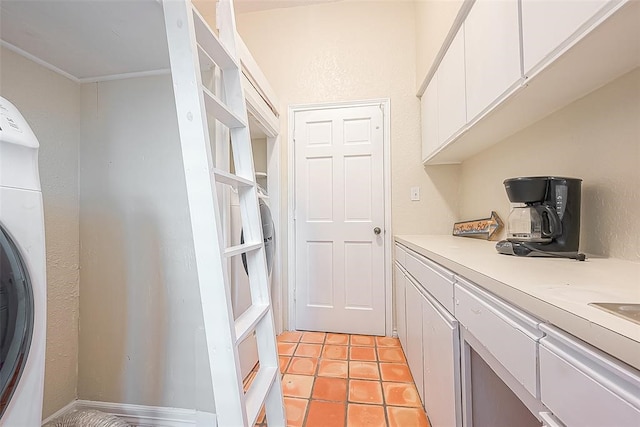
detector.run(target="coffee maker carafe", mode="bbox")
[495,177,586,260]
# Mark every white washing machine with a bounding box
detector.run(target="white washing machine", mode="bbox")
[0,96,47,426]
[230,187,275,379]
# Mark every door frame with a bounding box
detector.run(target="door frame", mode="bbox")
[287,99,393,336]
[245,82,283,334]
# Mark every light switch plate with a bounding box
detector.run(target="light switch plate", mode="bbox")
[410,186,420,201]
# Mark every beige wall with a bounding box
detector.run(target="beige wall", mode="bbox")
[414,0,465,91]
[78,76,215,411]
[0,46,80,418]
[252,137,268,175]
[236,0,459,327]
[459,68,640,261]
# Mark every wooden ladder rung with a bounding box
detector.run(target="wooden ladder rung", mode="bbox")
[213,168,255,188]
[235,303,270,344]
[224,242,262,258]
[191,5,238,71]
[245,366,278,427]
[202,85,247,129]
[197,43,216,72]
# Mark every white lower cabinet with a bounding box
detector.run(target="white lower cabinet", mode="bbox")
[394,242,640,427]
[405,278,425,403]
[395,243,460,426]
[539,325,640,427]
[422,288,461,427]
[393,263,407,351]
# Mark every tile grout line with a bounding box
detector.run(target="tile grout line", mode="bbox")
[375,342,392,427]
[275,332,427,427]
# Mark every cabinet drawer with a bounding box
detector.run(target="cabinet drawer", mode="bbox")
[454,281,541,397]
[406,253,455,313]
[539,326,640,426]
[395,243,407,268]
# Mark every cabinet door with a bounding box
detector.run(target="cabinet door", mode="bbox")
[464,0,521,121]
[394,264,407,351]
[539,327,640,427]
[420,72,439,162]
[437,25,466,145]
[405,280,424,403]
[422,294,461,427]
[521,0,610,74]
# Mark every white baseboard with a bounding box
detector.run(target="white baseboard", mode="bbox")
[42,400,78,425]
[42,400,216,427]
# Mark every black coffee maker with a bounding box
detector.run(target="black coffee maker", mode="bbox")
[495,176,586,261]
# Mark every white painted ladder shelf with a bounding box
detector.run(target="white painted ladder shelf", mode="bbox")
[162,1,285,426]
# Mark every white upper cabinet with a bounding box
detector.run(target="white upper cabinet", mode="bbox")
[421,25,465,162]
[420,73,439,162]
[419,0,636,164]
[437,26,467,146]
[464,0,522,122]
[521,0,611,75]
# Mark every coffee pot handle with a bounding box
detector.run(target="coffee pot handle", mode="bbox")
[539,205,562,238]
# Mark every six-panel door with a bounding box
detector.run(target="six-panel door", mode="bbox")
[294,105,385,335]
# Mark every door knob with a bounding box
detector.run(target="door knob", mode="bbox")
[373,227,381,235]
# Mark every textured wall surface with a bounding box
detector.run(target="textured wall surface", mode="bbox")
[459,69,640,261]
[78,76,215,411]
[252,137,268,175]
[0,46,80,418]
[237,0,459,233]
[236,0,460,327]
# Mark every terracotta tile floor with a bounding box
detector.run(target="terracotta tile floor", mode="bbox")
[249,332,430,427]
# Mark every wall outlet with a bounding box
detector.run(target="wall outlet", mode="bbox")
[410,186,420,201]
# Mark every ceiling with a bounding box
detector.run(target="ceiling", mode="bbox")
[0,0,336,81]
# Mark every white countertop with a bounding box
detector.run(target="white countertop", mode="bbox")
[395,235,640,370]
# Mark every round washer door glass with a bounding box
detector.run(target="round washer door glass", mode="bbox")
[0,223,33,417]
[241,200,275,275]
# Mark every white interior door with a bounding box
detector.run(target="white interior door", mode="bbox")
[293,104,385,335]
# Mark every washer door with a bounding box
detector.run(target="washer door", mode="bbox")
[0,223,33,417]
[241,199,275,275]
